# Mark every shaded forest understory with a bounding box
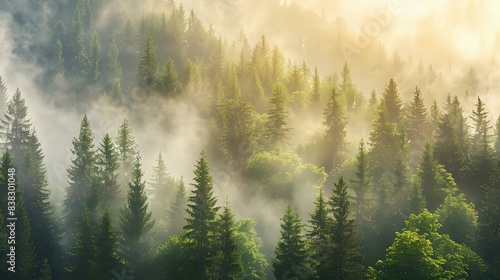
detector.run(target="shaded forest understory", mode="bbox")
[1,0,500,279]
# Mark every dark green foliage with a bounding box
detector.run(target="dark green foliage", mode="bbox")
[265,84,291,145]
[96,134,120,215]
[95,209,120,279]
[81,31,102,82]
[65,115,96,237]
[119,159,154,273]
[405,87,427,165]
[417,144,443,212]
[148,152,176,221]
[214,204,242,279]
[272,205,309,280]
[138,36,158,91]
[218,95,254,166]
[323,88,347,170]
[40,258,52,280]
[67,208,96,280]
[183,151,220,279]
[327,177,364,279]
[0,210,7,278]
[351,140,370,221]
[495,115,500,159]
[0,88,31,162]
[480,162,500,277]
[15,192,38,279]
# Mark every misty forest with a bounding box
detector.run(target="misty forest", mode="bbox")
[1,0,500,279]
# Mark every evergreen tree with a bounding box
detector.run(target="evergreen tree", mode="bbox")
[323,88,347,171]
[265,84,291,145]
[351,139,370,221]
[214,204,242,279]
[481,161,500,276]
[119,158,154,273]
[0,88,31,163]
[417,144,442,212]
[369,102,401,180]
[82,31,102,82]
[95,209,120,279]
[137,36,158,91]
[183,151,220,279]
[67,208,97,280]
[327,177,364,280]
[428,99,441,138]
[405,87,427,163]
[340,63,360,111]
[218,96,254,166]
[272,205,309,280]
[311,66,321,107]
[307,189,329,278]
[159,56,182,96]
[14,192,37,279]
[495,115,500,159]
[209,37,226,80]
[0,75,8,119]
[65,115,96,238]
[0,210,7,279]
[468,97,495,204]
[39,258,52,280]
[116,119,137,193]
[96,133,120,215]
[434,113,466,183]
[148,152,176,220]
[408,182,426,215]
[167,178,187,236]
[105,38,122,83]
[382,78,403,125]
[233,218,268,280]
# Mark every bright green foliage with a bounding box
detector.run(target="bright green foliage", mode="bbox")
[436,193,478,248]
[272,205,310,280]
[167,178,187,236]
[214,204,242,279]
[138,36,158,91]
[245,149,326,199]
[96,133,120,215]
[119,159,154,272]
[183,151,220,280]
[65,115,96,233]
[159,56,181,96]
[160,234,190,279]
[208,37,226,80]
[234,218,268,280]
[373,230,443,280]
[265,84,291,145]
[68,208,97,280]
[95,209,120,279]
[323,88,347,170]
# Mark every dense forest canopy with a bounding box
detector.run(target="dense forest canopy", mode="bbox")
[0,0,500,279]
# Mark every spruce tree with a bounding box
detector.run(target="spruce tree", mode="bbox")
[116,119,137,194]
[0,210,7,279]
[82,31,102,82]
[14,192,37,279]
[65,115,96,236]
[340,63,359,111]
[0,75,8,125]
[95,209,120,279]
[307,190,329,278]
[105,38,122,83]
[272,205,309,280]
[96,133,120,215]
[405,87,427,163]
[434,113,466,184]
[148,152,176,220]
[495,115,500,159]
[417,143,442,212]
[382,78,403,125]
[0,88,31,163]
[214,204,242,280]
[428,99,441,138]
[119,158,154,273]
[183,151,220,280]
[327,177,364,280]
[323,88,346,171]
[481,162,500,276]
[159,56,181,96]
[311,66,321,107]
[137,36,158,91]
[351,139,370,221]
[265,84,291,145]
[67,208,97,280]
[39,258,52,280]
[167,178,187,236]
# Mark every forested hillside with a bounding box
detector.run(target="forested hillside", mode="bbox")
[0,0,500,279]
